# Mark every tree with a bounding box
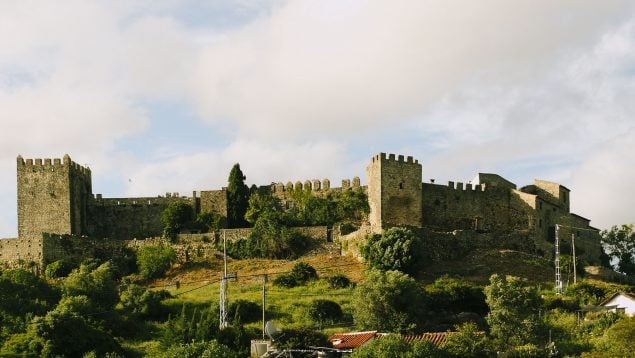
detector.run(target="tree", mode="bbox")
[352,269,427,334]
[362,227,424,275]
[162,201,194,241]
[593,315,635,357]
[601,224,635,276]
[425,276,488,315]
[306,299,343,326]
[120,284,171,319]
[228,299,261,324]
[245,192,284,225]
[442,322,490,357]
[0,268,59,317]
[350,334,444,358]
[62,262,119,312]
[136,245,176,280]
[484,274,542,351]
[196,211,225,232]
[227,163,249,228]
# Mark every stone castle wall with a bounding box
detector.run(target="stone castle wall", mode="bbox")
[87,196,193,240]
[367,153,422,231]
[2,152,603,271]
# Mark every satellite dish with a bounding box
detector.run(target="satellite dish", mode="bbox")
[265,321,282,341]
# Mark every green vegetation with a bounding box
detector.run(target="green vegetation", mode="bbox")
[227,163,250,228]
[362,227,423,275]
[161,201,193,241]
[601,224,635,277]
[44,259,74,278]
[273,262,319,288]
[352,269,427,334]
[136,245,177,280]
[1,221,634,356]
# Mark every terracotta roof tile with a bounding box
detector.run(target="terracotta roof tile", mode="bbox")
[402,332,453,346]
[328,331,379,349]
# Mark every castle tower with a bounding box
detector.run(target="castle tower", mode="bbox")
[17,154,92,239]
[366,153,423,232]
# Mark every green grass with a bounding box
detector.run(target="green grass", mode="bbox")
[161,278,355,330]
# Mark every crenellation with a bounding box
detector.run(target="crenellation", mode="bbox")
[3,152,603,270]
[322,179,330,190]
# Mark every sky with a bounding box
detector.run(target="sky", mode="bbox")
[1,0,634,238]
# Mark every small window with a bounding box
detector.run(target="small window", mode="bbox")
[399,182,404,189]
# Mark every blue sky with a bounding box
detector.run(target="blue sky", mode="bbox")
[1,0,635,237]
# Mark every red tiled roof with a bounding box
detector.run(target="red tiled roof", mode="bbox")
[328,331,379,349]
[402,332,453,346]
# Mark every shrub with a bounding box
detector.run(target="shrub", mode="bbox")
[327,274,351,289]
[361,227,424,275]
[228,299,262,324]
[273,273,298,288]
[62,262,119,312]
[120,284,171,319]
[273,262,319,288]
[45,260,73,278]
[291,262,318,283]
[136,245,176,280]
[306,299,343,325]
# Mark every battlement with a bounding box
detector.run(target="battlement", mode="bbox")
[371,152,419,164]
[270,177,360,193]
[446,181,486,192]
[17,154,91,176]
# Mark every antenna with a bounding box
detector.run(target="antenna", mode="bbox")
[572,233,577,285]
[555,224,563,295]
[219,231,228,329]
[265,321,282,341]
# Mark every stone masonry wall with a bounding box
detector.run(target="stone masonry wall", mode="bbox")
[87,196,194,240]
[367,153,422,231]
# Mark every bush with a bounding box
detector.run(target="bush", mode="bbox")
[62,262,119,312]
[228,299,262,324]
[136,245,176,280]
[272,273,298,288]
[306,299,343,325]
[273,262,319,288]
[291,262,318,283]
[45,260,74,278]
[327,274,352,289]
[120,284,171,319]
[275,326,328,350]
[361,227,424,275]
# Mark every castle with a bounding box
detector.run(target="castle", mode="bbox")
[0,153,601,268]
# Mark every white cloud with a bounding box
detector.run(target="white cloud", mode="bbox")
[1,0,635,238]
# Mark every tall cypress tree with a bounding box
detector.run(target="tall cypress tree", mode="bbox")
[227,163,249,228]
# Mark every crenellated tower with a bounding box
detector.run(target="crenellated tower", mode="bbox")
[17,154,92,239]
[366,153,422,232]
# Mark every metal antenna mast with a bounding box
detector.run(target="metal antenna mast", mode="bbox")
[555,224,563,295]
[220,231,228,329]
[572,233,577,285]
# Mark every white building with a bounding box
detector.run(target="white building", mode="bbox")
[599,292,635,317]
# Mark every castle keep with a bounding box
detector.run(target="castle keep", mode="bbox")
[0,153,601,268]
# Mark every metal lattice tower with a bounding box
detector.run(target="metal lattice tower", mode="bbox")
[219,232,228,329]
[554,225,563,295]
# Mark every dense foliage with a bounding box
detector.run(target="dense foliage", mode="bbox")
[362,227,424,275]
[326,273,352,289]
[227,163,250,228]
[350,334,443,358]
[484,274,542,352]
[161,201,194,241]
[352,269,427,334]
[136,244,176,279]
[306,299,343,326]
[601,224,635,277]
[273,262,318,288]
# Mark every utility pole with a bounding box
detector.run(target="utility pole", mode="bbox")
[555,224,563,295]
[262,274,267,339]
[572,233,577,285]
[219,231,228,329]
